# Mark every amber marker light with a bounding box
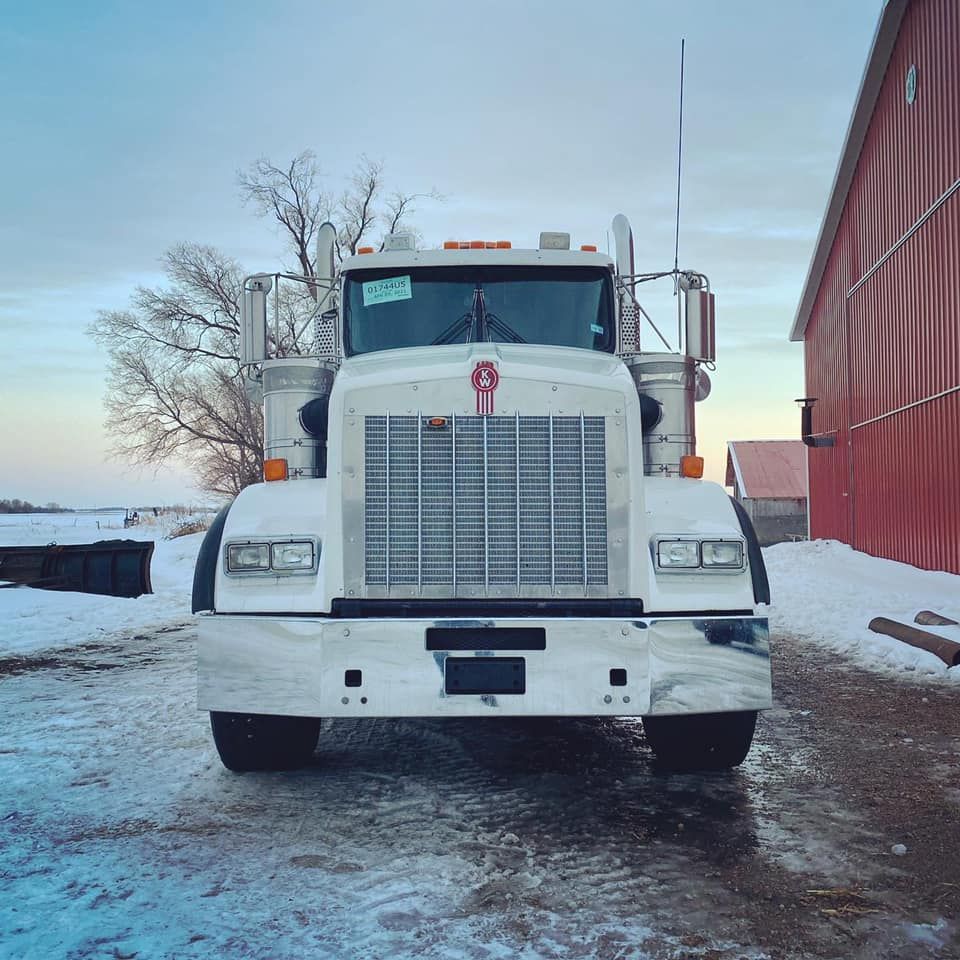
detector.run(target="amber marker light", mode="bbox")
[680,455,704,479]
[443,241,459,250]
[427,417,448,428]
[495,240,512,249]
[580,244,598,252]
[469,240,485,249]
[357,246,375,254]
[264,458,289,482]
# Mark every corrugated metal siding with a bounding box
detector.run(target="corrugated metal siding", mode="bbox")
[852,391,960,574]
[743,498,807,520]
[804,240,851,543]
[803,0,960,574]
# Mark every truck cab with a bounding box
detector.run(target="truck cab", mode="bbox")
[193,220,772,772]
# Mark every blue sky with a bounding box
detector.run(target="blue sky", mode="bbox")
[0,0,881,505]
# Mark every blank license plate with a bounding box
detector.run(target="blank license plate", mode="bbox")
[444,657,525,695]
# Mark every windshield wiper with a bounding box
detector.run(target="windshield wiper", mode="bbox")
[482,311,526,344]
[431,285,483,345]
[429,284,526,345]
[473,285,526,343]
[430,312,474,345]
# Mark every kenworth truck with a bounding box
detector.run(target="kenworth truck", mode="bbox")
[193,215,772,773]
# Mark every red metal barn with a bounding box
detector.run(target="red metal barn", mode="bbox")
[791,0,960,575]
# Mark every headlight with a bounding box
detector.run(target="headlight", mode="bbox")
[224,538,319,576]
[656,540,700,568]
[226,542,270,572]
[652,535,746,573]
[701,540,744,568]
[271,540,315,571]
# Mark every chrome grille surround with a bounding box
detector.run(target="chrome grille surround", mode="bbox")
[360,414,610,597]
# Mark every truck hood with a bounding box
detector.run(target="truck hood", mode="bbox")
[333,343,632,414]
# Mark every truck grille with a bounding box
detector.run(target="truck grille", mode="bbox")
[364,415,608,590]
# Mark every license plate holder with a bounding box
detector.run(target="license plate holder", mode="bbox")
[444,657,525,695]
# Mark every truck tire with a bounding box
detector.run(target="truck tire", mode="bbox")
[642,710,757,771]
[209,712,321,772]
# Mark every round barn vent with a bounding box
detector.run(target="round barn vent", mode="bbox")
[906,64,917,105]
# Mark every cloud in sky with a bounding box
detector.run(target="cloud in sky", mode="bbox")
[1,0,881,503]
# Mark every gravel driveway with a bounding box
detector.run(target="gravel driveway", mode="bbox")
[0,627,957,959]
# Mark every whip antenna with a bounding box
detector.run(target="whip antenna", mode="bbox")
[673,38,685,273]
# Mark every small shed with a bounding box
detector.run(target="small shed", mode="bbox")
[725,441,808,545]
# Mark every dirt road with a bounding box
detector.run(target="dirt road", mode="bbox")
[0,628,957,959]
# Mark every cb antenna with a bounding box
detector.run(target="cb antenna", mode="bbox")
[673,37,686,274]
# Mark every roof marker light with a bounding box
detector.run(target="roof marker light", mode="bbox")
[443,241,459,250]
[357,246,375,255]
[496,240,512,249]
[580,244,598,252]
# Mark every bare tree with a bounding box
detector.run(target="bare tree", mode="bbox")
[238,151,329,282]
[90,245,263,497]
[92,155,440,497]
[240,152,441,265]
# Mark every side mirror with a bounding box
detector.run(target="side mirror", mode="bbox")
[240,274,272,367]
[682,276,715,363]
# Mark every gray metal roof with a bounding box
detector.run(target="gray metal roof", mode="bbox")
[789,0,909,342]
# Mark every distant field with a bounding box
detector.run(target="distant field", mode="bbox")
[0,510,212,547]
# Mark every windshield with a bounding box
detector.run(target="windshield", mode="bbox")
[343,265,614,356]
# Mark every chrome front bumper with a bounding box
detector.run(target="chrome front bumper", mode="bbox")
[197,615,771,719]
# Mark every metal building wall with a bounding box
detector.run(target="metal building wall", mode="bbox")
[804,0,960,573]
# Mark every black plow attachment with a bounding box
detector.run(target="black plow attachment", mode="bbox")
[0,540,154,598]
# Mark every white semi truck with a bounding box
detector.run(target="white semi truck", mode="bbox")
[193,216,772,772]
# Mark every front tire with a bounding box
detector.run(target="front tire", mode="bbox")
[642,710,758,771]
[209,712,321,772]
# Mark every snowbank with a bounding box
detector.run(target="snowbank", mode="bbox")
[764,539,960,683]
[0,513,203,657]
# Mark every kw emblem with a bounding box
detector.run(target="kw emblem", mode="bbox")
[471,361,499,415]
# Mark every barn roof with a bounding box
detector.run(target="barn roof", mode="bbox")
[725,441,807,500]
[789,0,909,342]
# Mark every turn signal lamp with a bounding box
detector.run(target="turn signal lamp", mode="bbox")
[357,246,375,255]
[680,455,704,479]
[263,458,289,482]
[580,244,598,252]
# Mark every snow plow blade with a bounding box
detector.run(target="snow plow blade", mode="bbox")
[0,540,154,598]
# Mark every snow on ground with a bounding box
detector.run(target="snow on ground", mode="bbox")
[764,539,960,683]
[0,512,203,657]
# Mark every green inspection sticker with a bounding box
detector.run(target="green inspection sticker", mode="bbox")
[362,275,412,306]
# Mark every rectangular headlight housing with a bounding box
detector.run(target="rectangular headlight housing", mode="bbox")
[271,540,316,571]
[701,540,744,568]
[656,539,700,569]
[226,542,270,572]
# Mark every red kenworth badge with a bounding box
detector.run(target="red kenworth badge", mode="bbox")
[471,361,499,415]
